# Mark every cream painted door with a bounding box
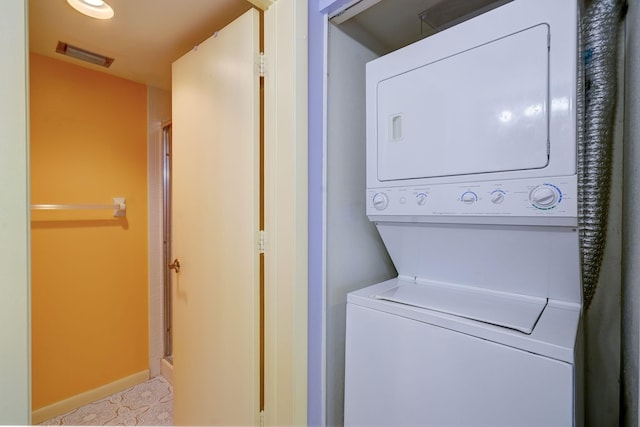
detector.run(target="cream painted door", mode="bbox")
[171,9,260,426]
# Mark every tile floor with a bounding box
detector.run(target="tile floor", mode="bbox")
[40,376,173,426]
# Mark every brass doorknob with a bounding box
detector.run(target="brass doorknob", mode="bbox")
[169,258,181,273]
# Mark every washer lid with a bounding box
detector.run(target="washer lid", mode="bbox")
[374,279,547,334]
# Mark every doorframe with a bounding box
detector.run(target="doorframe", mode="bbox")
[147,87,172,380]
[0,1,30,424]
[161,121,172,360]
[263,1,308,425]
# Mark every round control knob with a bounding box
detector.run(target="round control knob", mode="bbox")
[372,193,389,211]
[491,190,505,204]
[460,191,477,205]
[416,193,428,206]
[530,185,560,209]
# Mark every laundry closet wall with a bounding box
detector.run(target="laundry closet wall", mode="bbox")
[30,53,149,412]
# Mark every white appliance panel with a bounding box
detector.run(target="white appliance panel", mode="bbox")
[375,222,582,303]
[377,24,550,181]
[344,303,574,427]
[367,175,578,222]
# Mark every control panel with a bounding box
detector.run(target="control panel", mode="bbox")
[367,176,577,218]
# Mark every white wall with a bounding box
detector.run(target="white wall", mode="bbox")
[325,25,396,427]
[623,3,640,425]
[0,1,30,424]
[147,86,171,378]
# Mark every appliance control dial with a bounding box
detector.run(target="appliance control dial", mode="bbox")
[372,192,389,211]
[530,184,561,210]
[490,190,506,204]
[460,191,478,205]
[415,193,428,206]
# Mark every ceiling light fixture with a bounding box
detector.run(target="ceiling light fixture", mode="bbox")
[66,0,114,20]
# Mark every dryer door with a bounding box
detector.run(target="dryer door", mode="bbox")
[376,24,549,181]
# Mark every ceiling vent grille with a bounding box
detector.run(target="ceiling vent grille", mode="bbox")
[56,41,114,68]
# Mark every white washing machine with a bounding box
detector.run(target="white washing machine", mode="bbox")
[344,0,583,426]
[344,224,582,426]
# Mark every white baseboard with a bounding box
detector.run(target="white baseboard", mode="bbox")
[161,358,173,385]
[31,370,149,424]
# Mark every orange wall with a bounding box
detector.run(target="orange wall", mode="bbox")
[30,53,149,410]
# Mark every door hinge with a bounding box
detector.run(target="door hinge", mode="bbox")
[259,410,265,427]
[258,52,266,77]
[259,230,266,254]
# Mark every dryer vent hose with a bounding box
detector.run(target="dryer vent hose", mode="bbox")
[580,0,626,308]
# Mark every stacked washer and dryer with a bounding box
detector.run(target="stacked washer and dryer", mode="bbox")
[343,0,584,425]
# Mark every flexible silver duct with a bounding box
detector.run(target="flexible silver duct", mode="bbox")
[580,0,626,308]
